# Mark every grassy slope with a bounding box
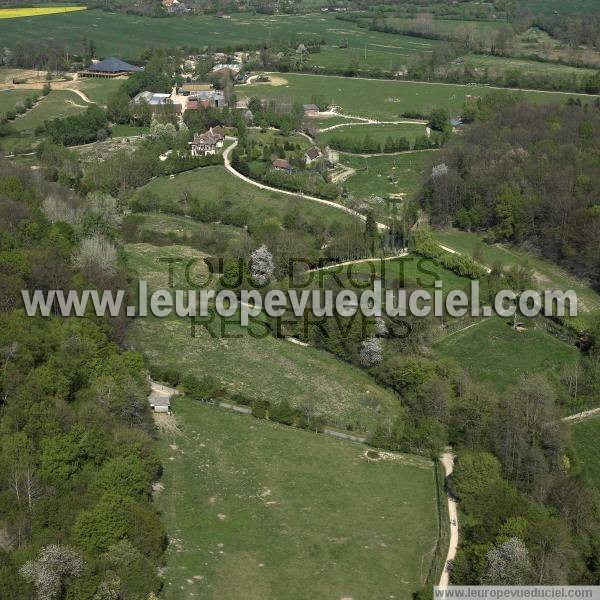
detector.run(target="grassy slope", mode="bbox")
[434,316,579,390]
[462,54,597,78]
[124,241,400,430]
[239,73,595,120]
[156,398,439,600]
[316,122,428,146]
[431,229,600,319]
[0,89,33,114]
[571,416,600,490]
[341,150,431,199]
[74,77,123,104]
[134,165,357,228]
[13,90,86,131]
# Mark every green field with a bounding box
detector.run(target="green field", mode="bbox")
[0,89,34,114]
[305,38,439,72]
[341,150,431,201]
[434,316,580,390]
[571,416,600,490]
[12,90,86,132]
[134,165,357,229]
[314,254,475,298]
[462,54,597,79]
[74,77,123,104]
[0,10,441,64]
[316,122,428,148]
[156,398,440,600]
[431,229,600,319]
[125,240,400,430]
[240,73,596,120]
[519,0,599,16]
[384,16,507,38]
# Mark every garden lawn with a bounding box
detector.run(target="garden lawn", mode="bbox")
[155,398,440,600]
[434,316,579,390]
[571,416,600,490]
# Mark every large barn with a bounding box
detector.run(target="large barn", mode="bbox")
[78,57,143,78]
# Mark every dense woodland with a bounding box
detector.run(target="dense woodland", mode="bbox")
[423,93,600,290]
[0,166,165,598]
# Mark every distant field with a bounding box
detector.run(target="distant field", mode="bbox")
[462,54,597,79]
[125,238,400,430]
[571,416,600,490]
[156,398,439,599]
[341,150,431,201]
[134,166,357,229]
[240,73,596,120]
[519,0,599,16]
[434,316,579,390]
[431,229,600,320]
[306,36,441,72]
[0,10,440,63]
[0,6,85,18]
[316,122,428,147]
[384,16,507,37]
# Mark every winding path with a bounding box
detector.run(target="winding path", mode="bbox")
[439,449,458,591]
[222,139,387,229]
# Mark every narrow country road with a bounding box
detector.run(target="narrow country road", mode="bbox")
[222,140,387,229]
[439,450,458,590]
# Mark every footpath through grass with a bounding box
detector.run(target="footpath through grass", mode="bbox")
[155,398,439,600]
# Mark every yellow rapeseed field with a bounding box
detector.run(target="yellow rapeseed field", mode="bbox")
[0,6,86,19]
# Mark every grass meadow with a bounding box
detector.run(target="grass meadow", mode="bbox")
[431,229,600,320]
[571,416,600,490]
[434,316,579,390]
[240,73,594,120]
[341,150,431,200]
[124,239,401,430]
[133,166,358,229]
[155,398,440,600]
[12,90,86,132]
[316,122,428,147]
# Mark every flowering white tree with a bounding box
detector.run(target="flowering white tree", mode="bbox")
[483,537,531,585]
[250,245,275,285]
[431,163,449,179]
[20,545,84,600]
[375,317,388,337]
[359,337,383,367]
[73,235,118,279]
